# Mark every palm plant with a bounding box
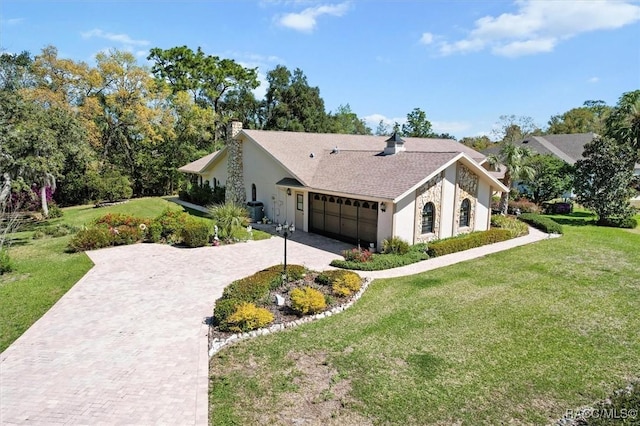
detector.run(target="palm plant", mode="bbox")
[208,202,249,239]
[487,143,535,215]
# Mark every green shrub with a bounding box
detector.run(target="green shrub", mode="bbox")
[518,213,564,234]
[597,216,638,229]
[68,225,113,252]
[209,202,250,240]
[316,270,361,286]
[264,264,307,281]
[33,224,77,239]
[382,237,410,255]
[146,221,162,243]
[427,229,513,257]
[212,298,242,331]
[508,199,540,214]
[331,244,429,271]
[315,272,331,286]
[332,273,362,297]
[0,249,13,274]
[491,215,529,238]
[290,287,327,315]
[222,272,273,304]
[95,213,147,228]
[181,219,211,247]
[47,204,63,218]
[342,248,373,263]
[112,225,143,245]
[155,208,190,242]
[225,302,274,332]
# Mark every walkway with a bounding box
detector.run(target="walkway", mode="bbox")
[0,221,553,425]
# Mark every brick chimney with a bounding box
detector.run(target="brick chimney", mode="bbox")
[225,121,246,205]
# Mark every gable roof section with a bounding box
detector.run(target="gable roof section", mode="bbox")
[241,130,486,185]
[180,129,506,201]
[482,133,595,165]
[178,151,221,174]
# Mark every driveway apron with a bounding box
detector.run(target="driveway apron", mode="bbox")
[0,237,346,425]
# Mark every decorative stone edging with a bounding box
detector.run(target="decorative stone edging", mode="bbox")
[208,277,373,357]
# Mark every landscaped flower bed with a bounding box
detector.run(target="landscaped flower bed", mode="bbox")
[210,266,365,344]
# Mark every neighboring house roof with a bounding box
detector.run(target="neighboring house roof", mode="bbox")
[178,151,220,174]
[481,133,595,165]
[180,129,507,201]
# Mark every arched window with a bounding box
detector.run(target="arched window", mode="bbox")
[251,184,257,202]
[460,198,471,227]
[421,202,435,234]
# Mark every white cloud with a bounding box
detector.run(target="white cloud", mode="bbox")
[437,0,640,57]
[277,2,350,32]
[419,32,434,45]
[2,18,24,26]
[363,113,406,128]
[431,121,471,135]
[588,76,600,83]
[81,29,150,46]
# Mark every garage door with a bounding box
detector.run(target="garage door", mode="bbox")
[309,193,378,246]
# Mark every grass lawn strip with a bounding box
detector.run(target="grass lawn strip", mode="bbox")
[209,219,640,424]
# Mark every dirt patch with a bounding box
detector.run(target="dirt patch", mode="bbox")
[258,351,372,426]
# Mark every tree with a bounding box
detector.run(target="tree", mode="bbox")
[547,100,611,135]
[487,143,535,214]
[574,136,636,225]
[520,154,574,204]
[605,90,640,162]
[401,107,433,137]
[491,115,539,143]
[328,104,371,135]
[375,120,390,136]
[459,135,492,151]
[262,66,330,132]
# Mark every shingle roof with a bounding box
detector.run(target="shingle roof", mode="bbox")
[481,133,596,165]
[310,151,460,199]
[242,130,485,185]
[178,151,219,173]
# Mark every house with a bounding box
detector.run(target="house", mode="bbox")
[179,122,508,249]
[482,133,640,200]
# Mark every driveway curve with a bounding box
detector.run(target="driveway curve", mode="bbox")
[0,237,346,425]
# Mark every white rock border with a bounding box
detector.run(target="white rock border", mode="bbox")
[209,277,373,357]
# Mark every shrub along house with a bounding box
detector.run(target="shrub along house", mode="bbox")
[179,122,507,249]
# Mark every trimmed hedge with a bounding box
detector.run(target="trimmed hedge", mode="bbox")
[427,229,512,257]
[491,215,529,238]
[518,213,564,234]
[180,219,211,247]
[597,216,638,229]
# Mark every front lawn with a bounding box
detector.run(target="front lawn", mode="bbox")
[2,197,198,352]
[209,218,640,424]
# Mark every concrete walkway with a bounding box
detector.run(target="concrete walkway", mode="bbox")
[0,224,553,425]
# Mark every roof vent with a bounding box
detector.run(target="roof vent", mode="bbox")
[384,132,406,155]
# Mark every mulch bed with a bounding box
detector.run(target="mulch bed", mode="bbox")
[209,270,361,341]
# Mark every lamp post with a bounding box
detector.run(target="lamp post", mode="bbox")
[276,223,294,281]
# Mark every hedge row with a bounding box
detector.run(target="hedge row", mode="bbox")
[426,229,512,257]
[518,213,564,234]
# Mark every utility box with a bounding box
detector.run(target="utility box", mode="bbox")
[246,201,264,223]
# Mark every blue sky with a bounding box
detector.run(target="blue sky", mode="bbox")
[1,0,639,138]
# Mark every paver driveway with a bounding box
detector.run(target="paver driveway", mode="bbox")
[0,236,349,425]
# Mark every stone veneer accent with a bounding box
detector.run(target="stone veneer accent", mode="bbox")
[415,172,444,243]
[225,121,246,205]
[454,164,479,233]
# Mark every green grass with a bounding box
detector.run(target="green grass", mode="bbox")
[209,219,640,424]
[1,197,187,352]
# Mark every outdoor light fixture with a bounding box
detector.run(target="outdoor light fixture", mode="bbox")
[275,222,295,280]
[287,188,292,196]
[380,202,387,212]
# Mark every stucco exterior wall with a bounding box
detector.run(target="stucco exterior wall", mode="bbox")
[440,163,457,238]
[200,152,228,188]
[242,138,294,224]
[475,179,491,231]
[393,194,415,244]
[376,204,393,250]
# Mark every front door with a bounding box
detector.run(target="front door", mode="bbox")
[295,192,304,230]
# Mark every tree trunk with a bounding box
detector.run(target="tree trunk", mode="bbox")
[40,185,49,217]
[500,173,512,215]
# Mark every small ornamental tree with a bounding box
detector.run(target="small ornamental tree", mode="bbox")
[521,154,574,204]
[574,136,636,225]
